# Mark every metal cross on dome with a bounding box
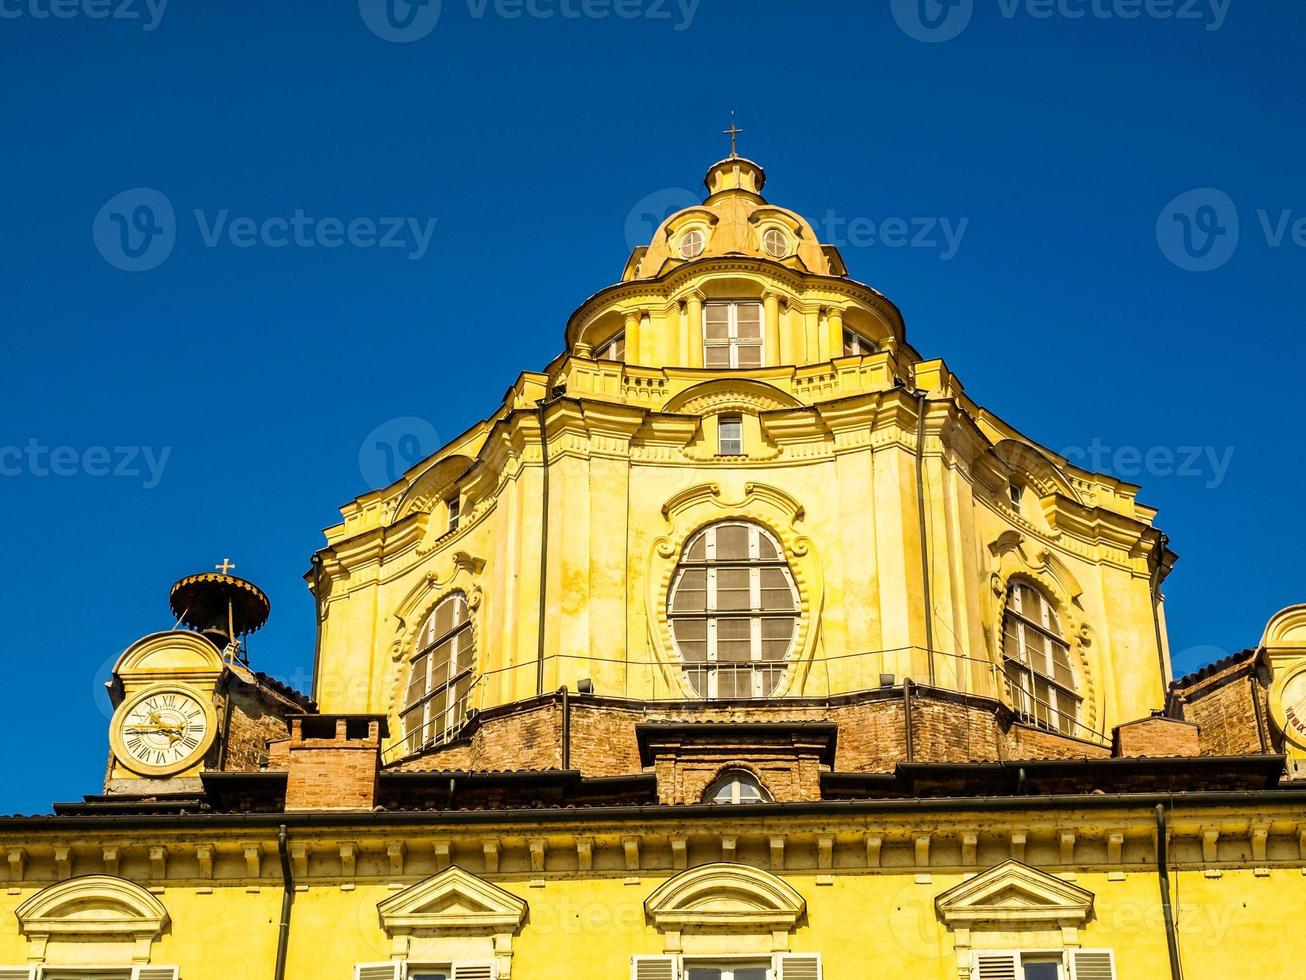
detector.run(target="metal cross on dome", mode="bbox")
[215,558,237,575]
[723,112,743,158]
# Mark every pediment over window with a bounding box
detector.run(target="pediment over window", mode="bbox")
[377,866,527,936]
[935,861,1094,929]
[16,875,169,941]
[645,863,805,932]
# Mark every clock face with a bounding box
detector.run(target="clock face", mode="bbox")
[114,688,212,775]
[1281,671,1306,743]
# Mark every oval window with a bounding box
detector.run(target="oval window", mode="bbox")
[763,228,789,258]
[680,229,706,259]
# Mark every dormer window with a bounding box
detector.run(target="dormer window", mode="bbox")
[705,769,771,804]
[596,332,626,362]
[763,228,789,258]
[704,301,764,369]
[446,495,461,532]
[680,229,706,259]
[842,327,877,356]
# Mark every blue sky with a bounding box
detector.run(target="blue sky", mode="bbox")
[1,1,1302,813]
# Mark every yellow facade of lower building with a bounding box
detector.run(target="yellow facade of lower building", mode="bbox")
[2,799,1305,978]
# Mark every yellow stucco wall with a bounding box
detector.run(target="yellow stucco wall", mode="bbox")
[0,859,1297,978]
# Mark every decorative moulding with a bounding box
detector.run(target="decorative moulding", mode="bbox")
[644,862,805,934]
[935,860,1094,929]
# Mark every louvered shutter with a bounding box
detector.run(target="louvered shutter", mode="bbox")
[775,953,823,980]
[355,965,402,980]
[971,952,1019,980]
[631,955,679,980]
[451,964,495,980]
[1068,950,1116,980]
[133,969,181,980]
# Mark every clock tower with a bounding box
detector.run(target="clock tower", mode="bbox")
[104,565,273,793]
[1264,605,1306,779]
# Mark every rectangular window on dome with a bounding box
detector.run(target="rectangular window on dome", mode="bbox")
[447,495,460,532]
[718,415,744,455]
[596,332,625,361]
[703,302,765,368]
[842,326,877,356]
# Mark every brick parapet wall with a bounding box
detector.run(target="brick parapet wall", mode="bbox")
[387,689,1112,781]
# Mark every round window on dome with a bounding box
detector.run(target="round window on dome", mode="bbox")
[680,229,706,259]
[763,228,789,258]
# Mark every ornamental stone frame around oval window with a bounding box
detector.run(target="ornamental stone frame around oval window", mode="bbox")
[647,482,823,700]
[986,531,1099,735]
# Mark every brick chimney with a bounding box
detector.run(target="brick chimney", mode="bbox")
[284,714,386,811]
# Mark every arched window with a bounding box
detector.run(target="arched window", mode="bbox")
[704,769,772,804]
[1002,581,1080,736]
[402,593,476,754]
[668,521,798,699]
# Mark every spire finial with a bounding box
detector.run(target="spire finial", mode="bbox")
[723,111,743,159]
[215,558,237,575]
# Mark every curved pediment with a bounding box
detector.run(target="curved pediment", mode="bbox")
[1263,605,1306,650]
[935,861,1094,929]
[113,630,225,680]
[377,866,527,936]
[993,439,1083,505]
[16,875,169,940]
[645,863,805,932]
[663,379,802,417]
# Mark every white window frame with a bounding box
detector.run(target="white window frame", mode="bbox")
[401,594,476,754]
[703,301,764,369]
[717,415,744,456]
[683,959,771,980]
[355,964,495,980]
[446,494,461,533]
[680,229,706,259]
[704,769,771,805]
[1001,583,1081,737]
[632,955,822,980]
[29,969,180,980]
[667,522,799,700]
[841,326,877,356]
[762,228,789,259]
[970,949,1116,980]
[597,332,626,362]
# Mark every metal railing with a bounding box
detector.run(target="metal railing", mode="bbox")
[382,645,1108,763]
